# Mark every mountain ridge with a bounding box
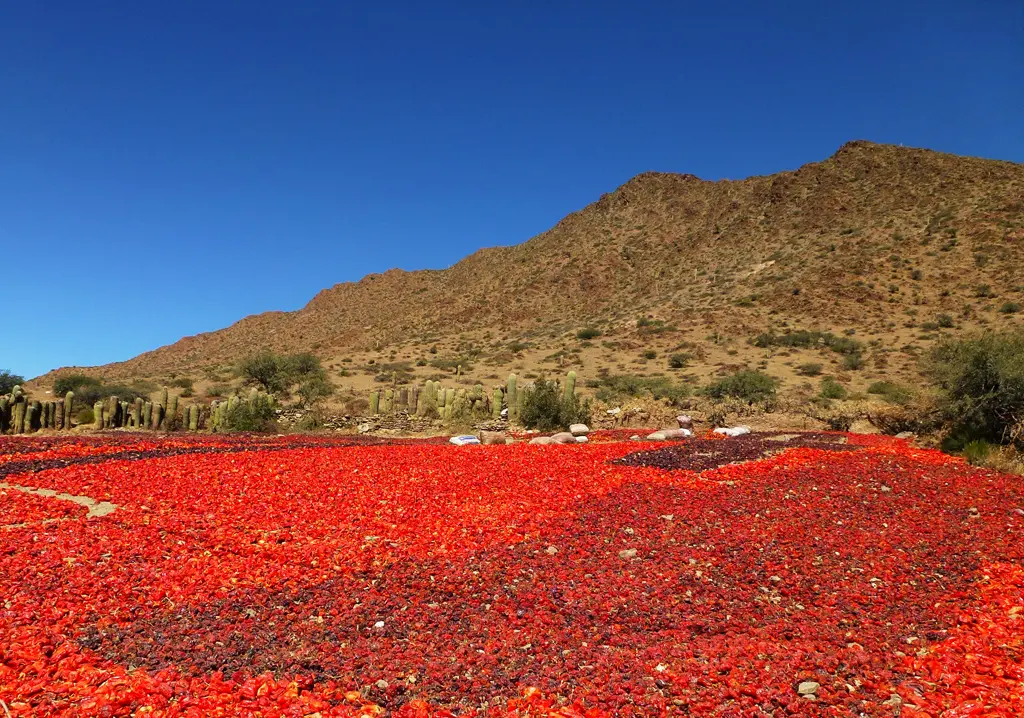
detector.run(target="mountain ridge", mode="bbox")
[36,140,1024,395]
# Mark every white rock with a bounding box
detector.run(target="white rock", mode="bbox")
[569,423,591,436]
[575,436,589,444]
[545,545,558,555]
[528,436,554,445]
[797,681,820,697]
[647,432,667,441]
[619,549,638,559]
[713,426,751,437]
[676,415,693,429]
[661,428,692,440]
[449,435,481,446]
[373,621,385,628]
[607,407,622,415]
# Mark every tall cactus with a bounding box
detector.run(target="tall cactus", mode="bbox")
[492,386,503,419]
[383,388,394,414]
[143,402,153,430]
[64,391,74,429]
[13,401,26,434]
[169,395,179,431]
[188,405,199,431]
[564,370,577,403]
[506,374,519,423]
[133,398,143,429]
[151,403,163,430]
[369,390,380,416]
[55,399,65,430]
[93,402,104,429]
[0,397,9,433]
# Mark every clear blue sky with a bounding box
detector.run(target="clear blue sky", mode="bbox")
[2,1,1022,380]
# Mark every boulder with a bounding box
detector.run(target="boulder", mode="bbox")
[549,432,577,444]
[661,428,692,440]
[528,436,554,445]
[569,423,590,436]
[575,435,589,444]
[479,431,508,445]
[676,415,693,429]
[449,435,481,446]
[647,432,667,441]
[713,426,751,437]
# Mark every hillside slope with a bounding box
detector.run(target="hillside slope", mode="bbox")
[39,141,1024,399]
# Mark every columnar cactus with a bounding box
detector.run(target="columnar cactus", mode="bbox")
[506,374,519,423]
[564,370,577,403]
[64,391,74,429]
[0,397,9,433]
[492,386,503,418]
[143,402,153,429]
[94,402,104,429]
[25,402,39,433]
[132,398,143,429]
[383,388,394,414]
[13,401,26,434]
[188,405,199,431]
[369,390,380,416]
[151,403,163,431]
[169,395,179,431]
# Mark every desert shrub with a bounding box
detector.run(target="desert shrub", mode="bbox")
[842,353,865,371]
[820,377,848,400]
[999,301,1021,314]
[937,314,955,328]
[703,370,777,404]
[963,439,993,466]
[867,381,912,405]
[76,408,95,425]
[520,379,591,431]
[576,327,601,340]
[239,352,287,393]
[592,375,690,407]
[239,351,325,393]
[222,394,277,432]
[642,350,657,360]
[53,374,100,396]
[753,329,862,356]
[297,374,334,407]
[429,355,473,374]
[169,377,195,390]
[205,384,229,398]
[296,409,326,431]
[70,381,152,406]
[796,363,823,377]
[921,321,940,331]
[667,353,691,369]
[927,331,1024,446]
[0,370,25,395]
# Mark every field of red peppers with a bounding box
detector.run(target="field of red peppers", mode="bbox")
[1,432,1023,717]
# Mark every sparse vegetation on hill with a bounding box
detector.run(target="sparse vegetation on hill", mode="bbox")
[32,142,1024,422]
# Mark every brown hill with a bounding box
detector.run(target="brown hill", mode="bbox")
[37,141,1024,403]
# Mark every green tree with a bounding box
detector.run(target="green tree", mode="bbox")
[0,370,25,395]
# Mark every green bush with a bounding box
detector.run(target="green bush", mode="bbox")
[239,351,326,393]
[999,301,1021,315]
[592,375,690,407]
[297,374,334,407]
[703,370,777,404]
[0,370,25,395]
[796,363,823,377]
[867,381,913,405]
[962,439,992,466]
[642,350,657,360]
[76,408,95,425]
[222,394,277,432]
[927,331,1024,445]
[842,353,865,371]
[667,353,691,369]
[54,374,101,396]
[520,379,591,431]
[937,314,955,328]
[576,327,602,340]
[820,377,848,400]
[753,329,862,356]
